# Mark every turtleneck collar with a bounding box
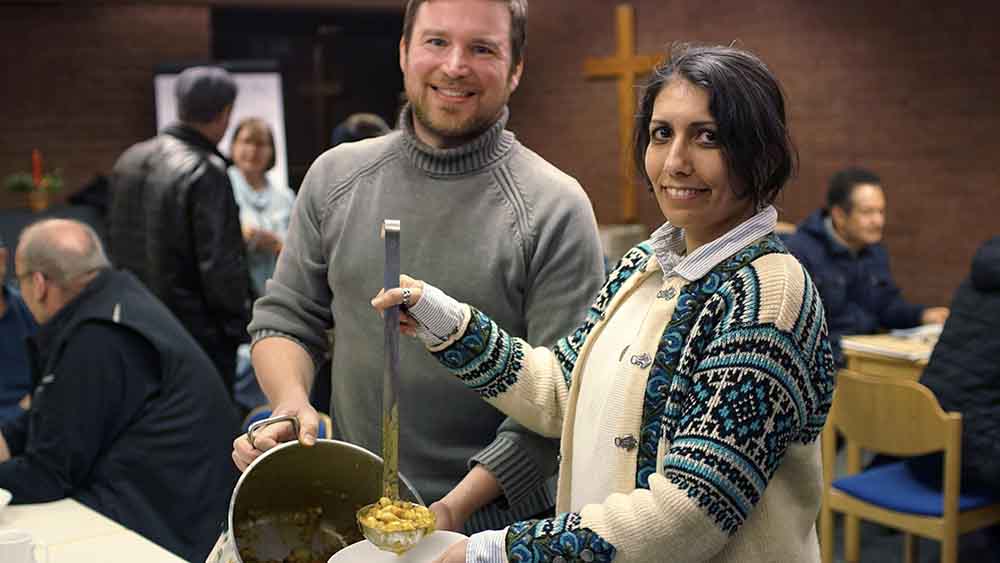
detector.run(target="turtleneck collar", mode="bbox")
[398,104,516,176]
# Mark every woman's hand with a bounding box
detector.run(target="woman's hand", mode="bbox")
[254,229,284,256]
[371,275,425,337]
[432,538,468,563]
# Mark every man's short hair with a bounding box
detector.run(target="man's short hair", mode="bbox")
[19,219,110,289]
[175,66,237,124]
[827,167,881,214]
[401,0,528,70]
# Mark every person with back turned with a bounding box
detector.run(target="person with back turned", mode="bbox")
[0,219,237,561]
[109,65,252,396]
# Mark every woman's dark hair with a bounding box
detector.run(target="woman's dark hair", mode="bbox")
[633,44,796,210]
[232,117,276,171]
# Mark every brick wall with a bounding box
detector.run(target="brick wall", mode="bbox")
[508,0,1000,306]
[0,5,211,210]
[3,0,997,305]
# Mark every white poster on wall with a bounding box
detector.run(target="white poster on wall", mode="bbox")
[154,63,288,189]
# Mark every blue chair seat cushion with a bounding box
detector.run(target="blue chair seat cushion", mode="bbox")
[832,461,997,516]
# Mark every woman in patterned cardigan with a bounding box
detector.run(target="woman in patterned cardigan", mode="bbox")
[373,44,835,563]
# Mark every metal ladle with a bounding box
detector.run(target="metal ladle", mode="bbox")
[380,218,401,501]
[356,220,435,555]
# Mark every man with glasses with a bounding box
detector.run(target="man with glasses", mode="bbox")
[0,219,238,561]
[0,234,36,423]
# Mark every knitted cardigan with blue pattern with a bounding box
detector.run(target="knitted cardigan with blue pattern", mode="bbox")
[432,235,835,562]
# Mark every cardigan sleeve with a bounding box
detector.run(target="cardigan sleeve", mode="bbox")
[430,306,572,439]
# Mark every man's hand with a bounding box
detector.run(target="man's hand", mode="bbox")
[430,464,503,534]
[921,307,950,325]
[432,538,468,563]
[232,397,319,471]
[430,500,461,533]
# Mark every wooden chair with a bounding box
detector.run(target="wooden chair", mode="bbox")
[820,369,1000,563]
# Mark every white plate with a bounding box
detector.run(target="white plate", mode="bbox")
[0,488,11,513]
[329,530,466,562]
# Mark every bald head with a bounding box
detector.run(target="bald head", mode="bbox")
[18,219,109,292]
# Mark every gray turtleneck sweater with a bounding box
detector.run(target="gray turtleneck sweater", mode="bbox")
[248,107,605,531]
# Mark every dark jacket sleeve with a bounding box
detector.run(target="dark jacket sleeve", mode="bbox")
[871,249,925,329]
[0,324,154,503]
[189,169,252,344]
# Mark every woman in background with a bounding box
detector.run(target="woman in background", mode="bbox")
[228,117,295,413]
[228,117,295,298]
[373,44,835,562]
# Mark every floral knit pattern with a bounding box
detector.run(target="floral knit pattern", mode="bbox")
[636,238,786,488]
[435,308,524,398]
[506,512,616,562]
[640,235,834,534]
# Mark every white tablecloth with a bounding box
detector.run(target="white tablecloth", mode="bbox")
[0,498,185,562]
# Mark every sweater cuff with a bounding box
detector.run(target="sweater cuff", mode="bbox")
[470,435,544,509]
[408,282,464,347]
[250,329,324,371]
[467,529,509,563]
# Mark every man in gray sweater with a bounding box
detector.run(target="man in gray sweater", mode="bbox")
[232,0,605,534]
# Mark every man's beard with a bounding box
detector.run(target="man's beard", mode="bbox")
[411,95,497,143]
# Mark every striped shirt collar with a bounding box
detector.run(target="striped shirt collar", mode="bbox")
[650,205,778,281]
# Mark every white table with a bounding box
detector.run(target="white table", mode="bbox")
[0,498,185,562]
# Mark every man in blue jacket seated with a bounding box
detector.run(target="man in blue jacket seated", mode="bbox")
[0,234,36,422]
[0,219,239,561]
[785,167,949,364]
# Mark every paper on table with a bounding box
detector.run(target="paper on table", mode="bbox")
[888,324,943,339]
[840,332,935,361]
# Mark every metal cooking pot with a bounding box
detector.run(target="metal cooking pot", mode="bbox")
[206,416,422,563]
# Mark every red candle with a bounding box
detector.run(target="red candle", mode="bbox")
[32,149,42,187]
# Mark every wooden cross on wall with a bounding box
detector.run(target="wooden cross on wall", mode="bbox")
[583,4,660,224]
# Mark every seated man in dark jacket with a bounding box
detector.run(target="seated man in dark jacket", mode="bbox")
[108,65,251,395]
[0,219,238,561]
[785,167,949,364]
[907,236,1000,496]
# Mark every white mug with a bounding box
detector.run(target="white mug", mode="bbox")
[0,529,48,563]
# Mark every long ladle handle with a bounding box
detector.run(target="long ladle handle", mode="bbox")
[380,219,401,500]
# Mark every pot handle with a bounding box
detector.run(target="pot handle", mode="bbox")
[247,414,301,450]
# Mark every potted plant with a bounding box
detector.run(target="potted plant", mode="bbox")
[3,149,63,212]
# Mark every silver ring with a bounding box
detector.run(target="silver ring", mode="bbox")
[401,287,411,307]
